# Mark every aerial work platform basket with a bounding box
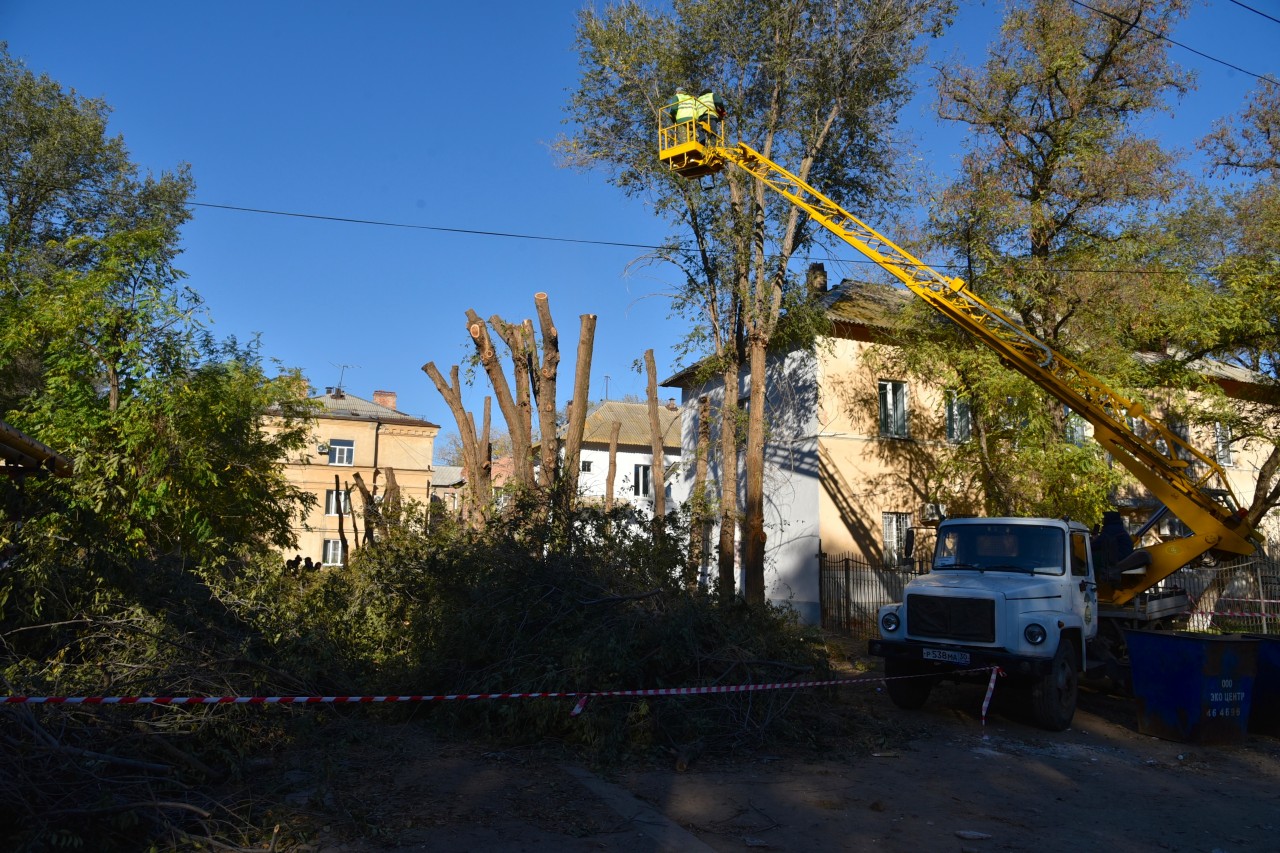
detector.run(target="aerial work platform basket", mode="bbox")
[657,100,726,178]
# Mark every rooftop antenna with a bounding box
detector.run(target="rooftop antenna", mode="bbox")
[330,362,360,393]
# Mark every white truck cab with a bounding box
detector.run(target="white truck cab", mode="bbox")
[868,517,1100,730]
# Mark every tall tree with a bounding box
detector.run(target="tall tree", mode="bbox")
[0,47,313,618]
[907,0,1194,518]
[1170,80,1280,528]
[563,0,950,602]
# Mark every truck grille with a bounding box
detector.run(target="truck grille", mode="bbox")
[906,595,995,643]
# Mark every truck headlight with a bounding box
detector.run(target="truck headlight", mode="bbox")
[1024,623,1047,645]
[881,611,901,633]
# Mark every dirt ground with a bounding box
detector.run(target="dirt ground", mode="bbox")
[258,661,1280,853]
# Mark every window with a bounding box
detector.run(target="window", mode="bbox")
[322,539,345,566]
[1214,422,1233,467]
[325,489,352,516]
[581,460,593,472]
[633,463,652,498]
[882,512,912,565]
[879,380,908,438]
[328,439,354,466]
[945,390,971,443]
[1070,531,1089,577]
[1064,408,1087,447]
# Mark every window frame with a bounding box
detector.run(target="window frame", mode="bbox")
[325,488,352,516]
[945,389,971,444]
[882,511,912,565]
[322,539,345,566]
[327,438,355,466]
[878,380,909,439]
[632,463,652,498]
[1214,422,1234,467]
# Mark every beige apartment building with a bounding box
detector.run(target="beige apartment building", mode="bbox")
[268,388,440,566]
[666,276,1278,624]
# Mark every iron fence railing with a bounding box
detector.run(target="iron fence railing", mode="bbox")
[1166,554,1279,635]
[819,552,928,639]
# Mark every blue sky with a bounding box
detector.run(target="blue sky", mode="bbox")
[2,1,1276,442]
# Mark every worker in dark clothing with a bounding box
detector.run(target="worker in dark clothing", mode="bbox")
[1091,511,1134,584]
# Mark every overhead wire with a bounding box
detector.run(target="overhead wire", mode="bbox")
[1068,0,1279,87]
[189,198,1188,277]
[1226,0,1280,27]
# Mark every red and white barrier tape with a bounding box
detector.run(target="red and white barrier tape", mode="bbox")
[2,667,1003,719]
[980,666,1005,727]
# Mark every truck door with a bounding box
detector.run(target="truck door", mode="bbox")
[1070,530,1099,640]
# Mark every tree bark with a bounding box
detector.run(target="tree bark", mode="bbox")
[532,293,561,490]
[422,361,492,526]
[334,474,348,566]
[689,395,711,591]
[604,420,621,512]
[644,349,667,523]
[486,312,537,487]
[717,359,740,597]
[561,314,597,498]
[351,471,383,543]
[742,338,768,605]
[466,309,532,489]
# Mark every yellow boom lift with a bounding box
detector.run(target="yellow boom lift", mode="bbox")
[657,104,1260,608]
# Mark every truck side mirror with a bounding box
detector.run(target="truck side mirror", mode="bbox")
[903,527,916,561]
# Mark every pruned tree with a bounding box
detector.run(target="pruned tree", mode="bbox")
[561,314,598,499]
[467,309,534,488]
[428,300,596,519]
[422,362,493,527]
[644,349,668,526]
[562,0,951,602]
[533,293,562,488]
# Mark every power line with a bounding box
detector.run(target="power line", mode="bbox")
[20,169,1197,279]
[1068,0,1280,87]
[1227,0,1280,27]
[187,201,662,251]
[190,198,1188,277]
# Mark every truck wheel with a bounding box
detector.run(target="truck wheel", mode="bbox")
[1030,639,1077,731]
[884,658,933,710]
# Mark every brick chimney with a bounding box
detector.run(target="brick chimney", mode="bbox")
[373,390,397,410]
[665,398,679,411]
[806,262,828,300]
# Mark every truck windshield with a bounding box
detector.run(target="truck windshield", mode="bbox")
[933,524,1065,575]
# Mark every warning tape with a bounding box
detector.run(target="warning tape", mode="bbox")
[2,667,1003,717]
[980,667,1005,727]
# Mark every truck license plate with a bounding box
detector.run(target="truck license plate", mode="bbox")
[923,649,970,665]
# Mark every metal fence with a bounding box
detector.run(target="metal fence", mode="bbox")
[820,550,1279,638]
[819,552,928,639]
[1166,554,1279,635]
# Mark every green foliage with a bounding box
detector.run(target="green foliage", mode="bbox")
[257,496,829,754]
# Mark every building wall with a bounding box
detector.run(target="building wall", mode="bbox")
[674,347,822,623]
[815,337,984,559]
[270,416,438,565]
[577,444,677,513]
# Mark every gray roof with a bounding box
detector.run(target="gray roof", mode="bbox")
[577,401,682,450]
[430,465,465,487]
[661,280,1270,392]
[312,391,439,428]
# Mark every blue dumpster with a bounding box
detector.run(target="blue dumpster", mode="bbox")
[1124,630,1259,744]
[1245,634,1279,736]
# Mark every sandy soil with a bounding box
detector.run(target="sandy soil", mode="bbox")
[262,667,1280,853]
